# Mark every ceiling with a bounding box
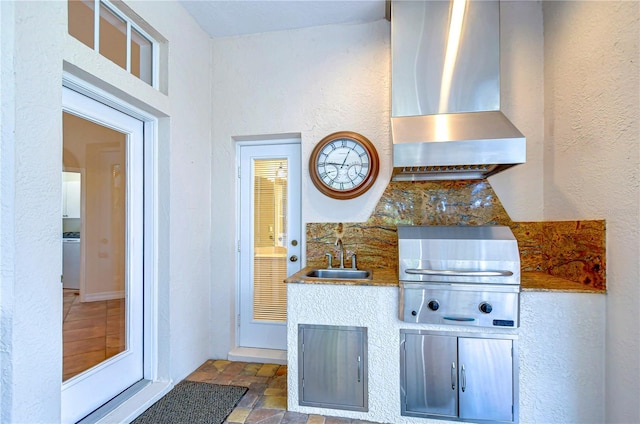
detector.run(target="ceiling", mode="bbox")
[179,0,388,38]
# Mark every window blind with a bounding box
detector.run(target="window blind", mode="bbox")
[253,159,288,322]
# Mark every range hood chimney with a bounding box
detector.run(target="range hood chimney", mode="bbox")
[391,0,526,181]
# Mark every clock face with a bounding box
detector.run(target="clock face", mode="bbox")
[317,137,370,190]
[309,131,379,200]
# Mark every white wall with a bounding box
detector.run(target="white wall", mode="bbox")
[210,20,392,358]
[0,1,65,422]
[542,2,640,422]
[518,291,605,423]
[126,0,214,384]
[0,0,212,421]
[490,1,545,221]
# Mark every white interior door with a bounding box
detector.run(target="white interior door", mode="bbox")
[238,141,301,350]
[61,86,144,423]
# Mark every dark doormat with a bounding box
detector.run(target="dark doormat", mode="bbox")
[132,381,248,424]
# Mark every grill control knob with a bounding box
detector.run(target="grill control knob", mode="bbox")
[427,300,440,311]
[479,302,493,314]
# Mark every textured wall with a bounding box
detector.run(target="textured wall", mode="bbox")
[127,0,215,385]
[489,1,545,221]
[0,2,65,422]
[287,284,605,423]
[518,291,605,423]
[542,2,640,422]
[210,20,392,358]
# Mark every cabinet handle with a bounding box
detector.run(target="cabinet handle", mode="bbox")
[451,362,456,390]
[405,268,513,277]
[357,355,361,383]
[461,364,466,392]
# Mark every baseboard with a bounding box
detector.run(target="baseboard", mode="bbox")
[83,290,125,302]
[228,347,287,365]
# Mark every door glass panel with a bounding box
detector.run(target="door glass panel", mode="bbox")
[62,112,127,381]
[253,159,288,322]
[99,3,127,70]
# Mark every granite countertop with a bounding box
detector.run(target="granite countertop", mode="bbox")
[521,271,605,294]
[286,266,606,294]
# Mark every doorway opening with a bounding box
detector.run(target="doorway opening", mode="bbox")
[235,139,301,359]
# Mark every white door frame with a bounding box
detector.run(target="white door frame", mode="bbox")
[61,75,161,421]
[235,137,302,353]
[62,86,144,423]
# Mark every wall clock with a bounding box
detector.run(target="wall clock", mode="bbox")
[309,131,380,200]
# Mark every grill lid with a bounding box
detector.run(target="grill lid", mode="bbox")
[397,225,520,285]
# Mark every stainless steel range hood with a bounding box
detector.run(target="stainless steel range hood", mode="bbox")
[391,0,526,181]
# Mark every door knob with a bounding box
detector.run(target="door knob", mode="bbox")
[289,255,298,262]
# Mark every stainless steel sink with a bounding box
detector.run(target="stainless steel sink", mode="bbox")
[305,268,372,280]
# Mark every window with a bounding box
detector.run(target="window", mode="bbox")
[68,0,156,86]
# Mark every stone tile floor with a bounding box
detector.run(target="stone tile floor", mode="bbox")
[185,360,379,424]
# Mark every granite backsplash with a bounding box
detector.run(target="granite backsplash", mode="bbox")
[306,180,606,290]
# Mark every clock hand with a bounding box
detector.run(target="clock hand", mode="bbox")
[340,148,352,168]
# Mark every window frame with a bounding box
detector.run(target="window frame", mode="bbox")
[69,0,159,88]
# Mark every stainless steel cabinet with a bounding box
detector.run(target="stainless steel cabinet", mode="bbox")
[401,330,518,423]
[298,324,368,412]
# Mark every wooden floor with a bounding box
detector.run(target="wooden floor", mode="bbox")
[62,289,125,381]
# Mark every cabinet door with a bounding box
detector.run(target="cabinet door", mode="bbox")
[458,337,513,422]
[403,333,457,418]
[299,325,367,411]
[62,172,81,218]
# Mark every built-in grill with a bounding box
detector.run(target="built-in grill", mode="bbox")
[398,225,521,328]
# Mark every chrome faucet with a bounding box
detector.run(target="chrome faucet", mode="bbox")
[325,253,333,269]
[335,238,345,268]
[325,240,359,270]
